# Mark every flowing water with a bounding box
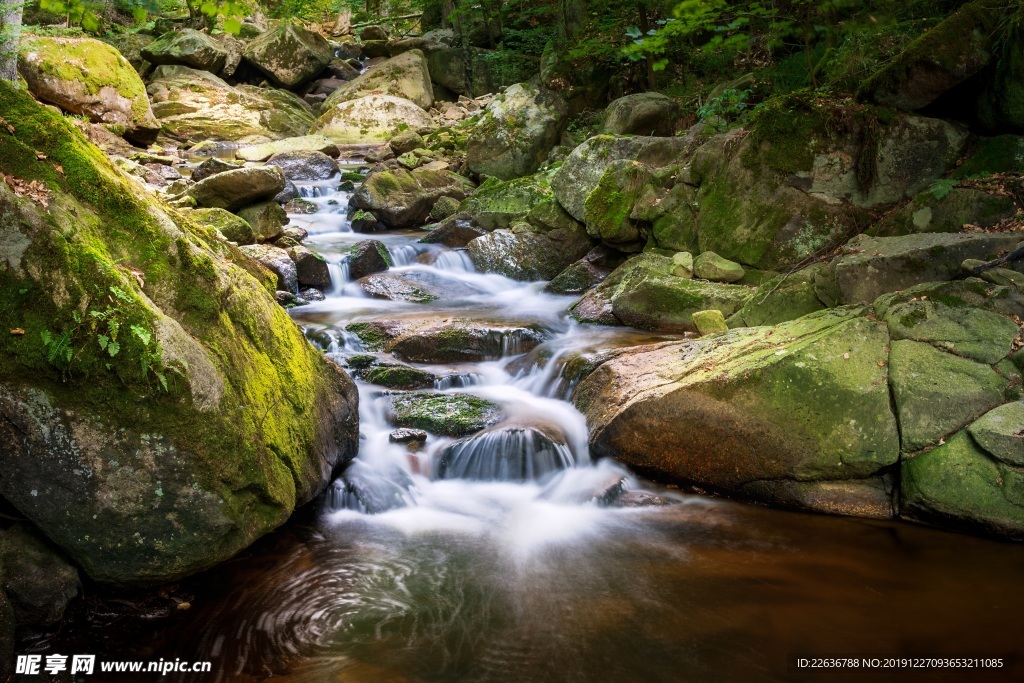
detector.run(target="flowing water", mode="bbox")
[70,175,1024,681]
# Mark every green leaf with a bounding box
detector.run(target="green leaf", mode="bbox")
[130,325,152,346]
[928,179,957,201]
[81,10,100,33]
[107,341,120,357]
[200,1,217,16]
[97,334,109,351]
[223,18,242,35]
[133,7,148,22]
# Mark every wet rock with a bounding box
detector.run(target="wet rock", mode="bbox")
[142,29,230,74]
[190,157,243,182]
[243,20,333,88]
[350,167,474,228]
[324,50,433,110]
[323,58,361,81]
[284,198,319,214]
[311,94,435,143]
[299,287,326,302]
[467,223,593,281]
[289,246,332,288]
[190,207,256,245]
[600,92,680,136]
[693,251,745,283]
[385,392,503,436]
[365,364,436,389]
[419,220,487,248]
[335,460,413,513]
[546,246,627,295]
[437,423,573,481]
[276,179,300,204]
[0,525,80,626]
[614,490,676,508]
[348,239,393,280]
[357,272,439,302]
[902,430,1023,539]
[267,150,340,181]
[237,200,289,242]
[346,319,547,362]
[18,35,159,145]
[458,175,554,231]
[236,135,341,162]
[275,290,302,306]
[239,244,299,292]
[390,129,424,155]
[692,309,729,335]
[389,428,428,443]
[188,165,286,211]
[428,195,461,222]
[573,308,900,518]
[467,83,568,180]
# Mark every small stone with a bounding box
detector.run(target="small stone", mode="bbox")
[694,251,745,283]
[299,287,326,302]
[692,309,729,335]
[275,290,300,306]
[390,130,424,156]
[672,251,694,278]
[390,428,428,443]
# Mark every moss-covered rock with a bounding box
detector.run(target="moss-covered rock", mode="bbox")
[458,175,553,231]
[859,0,1000,110]
[693,251,745,283]
[727,266,826,328]
[347,239,393,280]
[573,307,900,517]
[0,83,358,584]
[599,92,679,136]
[237,200,288,242]
[581,160,651,248]
[889,340,1008,452]
[324,49,433,110]
[189,207,256,245]
[236,135,341,163]
[870,188,1017,237]
[18,35,159,145]
[350,167,474,228]
[819,232,1023,305]
[188,165,286,211]
[901,430,1023,539]
[692,309,729,335]
[633,182,698,253]
[466,222,593,281]
[242,20,332,88]
[466,83,568,180]
[364,364,436,390]
[968,401,1024,466]
[952,135,1024,178]
[311,94,435,143]
[385,392,503,436]
[147,67,315,143]
[977,24,1024,132]
[141,29,230,75]
[345,318,547,363]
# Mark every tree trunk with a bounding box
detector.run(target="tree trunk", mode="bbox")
[0,0,24,85]
[638,4,656,91]
[334,5,352,35]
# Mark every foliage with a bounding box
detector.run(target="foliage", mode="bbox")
[35,0,244,33]
[697,87,752,129]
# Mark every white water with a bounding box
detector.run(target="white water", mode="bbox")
[288,180,687,558]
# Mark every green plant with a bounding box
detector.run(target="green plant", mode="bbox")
[928,178,957,200]
[698,87,753,129]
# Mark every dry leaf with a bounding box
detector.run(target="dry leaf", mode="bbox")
[0,117,13,134]
[35,151,47,160]
[9,328,25,335]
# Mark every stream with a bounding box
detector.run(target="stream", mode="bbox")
[70,170,1024,682]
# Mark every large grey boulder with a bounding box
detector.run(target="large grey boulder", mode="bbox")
[599,92,680,136]
[141,29,230,74]
[323,49,433,110]
[311,94,435,143]
[350,167,475,228]
[243,20,333,88]
[188,166,286,211]
[266,150,340,181]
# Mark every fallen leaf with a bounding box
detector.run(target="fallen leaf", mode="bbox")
[9,328,24,335]
[35,151,47,160]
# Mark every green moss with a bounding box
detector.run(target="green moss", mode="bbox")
[386,392,502,436]
[345,321,389,350]
[365,365,435,389]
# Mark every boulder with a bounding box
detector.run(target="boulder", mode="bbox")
[600,92,679,136]
[693,251,745,283]
[571,254,751,332]
[860,0,999,111]
[467,223,593,281]
[901,430,1023,539]
[345,319,547,362]
[238,244,299,292]
[18,35,159,144]
[237,200,288,242]
[323,50,433,110]
[311,94,435,143]
[426,46,535,97]
[0,525,80,626]
[817,232,1023,305]
[289,246,332,288]
[978,25,1024,131]
[0,84,358,584]
[350,167,474,228]
[347,239,393,280]
[364,364,436,390]
[357,272,439,303]
[243,20,333,88]
[692,309,729,335]
[419,220,487,248]
[323,57,361,81]
[870,188,1017,237]
[581,160,651,248]
[458,175,555,231]
[385,392,502,437]
[728,267,826,327]
[266,150,340,181]
[968,401,1024,466]
[190,157,243,182]
[632,182,699,253]
[573,308,900,517]
[546,246,628,295]
[466,83,568,180]
[188,165,286,211]
[236,135,341,162]
[360,25,389,42]
[141,29,229,74]
[147,67,314,143]
[390,130,424,155]
[189,207,256,245]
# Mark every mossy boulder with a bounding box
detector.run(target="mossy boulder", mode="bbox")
[870,188,1017,237]
[347,239,392,280]
[266,150,340,182]
[236,135,341,163]
[632,182,698,253]
[0,83,358,584]
[818,232,1023,305]
[141,29,230,74]
[188,165,286,211]
[345,318,547,363]
[324,49,434,110]
[692,309,728,335]
[572,254,751,332]
[238,244,299,292]
[599,92,679,136]
[147,67,314,143]
[458,175,554,231]
[901,430,1023,539]
[18,35,159,145]
[467,222,593,281]
[693,251,745,283]
[551,135,690,222]
[242,20,332,88]
[311,94,435,143]
[237,200,288,242]
[952,135,1024,178]
[189,207,256,245]
[968,401,1024,467]
[888,340,1009,452]
[288,246,331,289]
[385,392,503,437]
[573,307,900,517]
[364,364,436,390]
[350,167,474,228]
[581,160,651,249]
[859,0,1000,111]
[466,83,568,180]
[728,266,826,328]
